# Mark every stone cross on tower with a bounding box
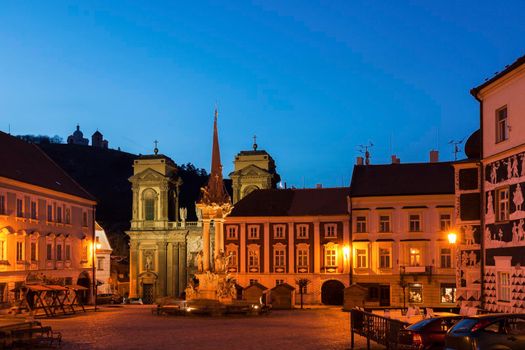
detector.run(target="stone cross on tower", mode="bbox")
[253,135,258,151]
[154,140,159,155]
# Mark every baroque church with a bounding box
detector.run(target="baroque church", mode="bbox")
[127,110,279,303]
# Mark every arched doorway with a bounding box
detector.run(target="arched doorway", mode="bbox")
[77,271,91,304]
[138,271,158,304]
[321,280,345,305]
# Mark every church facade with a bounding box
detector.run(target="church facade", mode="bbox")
[126,151,202,303]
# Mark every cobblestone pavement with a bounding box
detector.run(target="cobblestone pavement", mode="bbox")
[43,305,381,350]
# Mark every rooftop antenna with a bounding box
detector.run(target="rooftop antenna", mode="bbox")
[253,134,258,151]
[448,138,464,161]
[358,141,374,165]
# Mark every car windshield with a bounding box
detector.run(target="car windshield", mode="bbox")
[408,318,436,330]
[450,318,478,333]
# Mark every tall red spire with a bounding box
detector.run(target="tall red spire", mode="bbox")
[200,108,230,205]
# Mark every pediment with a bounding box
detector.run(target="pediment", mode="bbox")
[230,164,270,177]
[129,168,166,182]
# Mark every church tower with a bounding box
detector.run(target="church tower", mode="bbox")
[127,143,188,303]
[229,136,280,203]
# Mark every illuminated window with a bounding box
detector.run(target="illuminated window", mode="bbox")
[274,249,285,269]
[16,241,24,261]
[409,214,421,232]
[496,188,509,222]
[16,198,23,217]
[297,248,309,269]
[274,225,285,239]
[356,216,367,233]
[409,248,421,266]
[379,215,391,233]
[440,214,451,231]
[440,248,452,268]
[379,248,391,268]
[499,272,511,302]
[325,247,337,267]
[248,250,259,269]
[227,249,237,268]
[248,226,259,239]
[0,240,5,260]
[297,225,309,239]
[440,283,456,303]
[408,284,423,303]
[356,249,367,268]
[325,224,337,238]
[496,106,508,143]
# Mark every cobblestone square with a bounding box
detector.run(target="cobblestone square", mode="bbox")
[42,305,380,350]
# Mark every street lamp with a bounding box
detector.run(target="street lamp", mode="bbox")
[448,231,458,245]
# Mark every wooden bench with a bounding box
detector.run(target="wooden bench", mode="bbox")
[10,325,62,348]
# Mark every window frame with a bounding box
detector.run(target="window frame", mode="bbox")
[324,223,337,238]
[496,187,510,222]
[355,216,367,233]
[297,224,309,239]
[440,248,452,268]
[247,225,260,240]
[498,271,511,302]
[273,225,285,239]
[409,214,422,232]
[378,215,391,233]
[356,248,367,268]
[226,226,238,240]
[409,247,422,266]
[379,248,391,269]
[495,105,508,143]
[439,214,452,232]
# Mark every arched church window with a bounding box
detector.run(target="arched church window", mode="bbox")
[143,189,157,221]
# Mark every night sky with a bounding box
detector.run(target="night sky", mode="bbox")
[1,1,524,187]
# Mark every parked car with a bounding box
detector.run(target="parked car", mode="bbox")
[445,313,525,350]
[398,314,463,349]
[125,297,144,305]
[97,293,123,305]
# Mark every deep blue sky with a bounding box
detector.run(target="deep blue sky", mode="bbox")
[1,1,524,187]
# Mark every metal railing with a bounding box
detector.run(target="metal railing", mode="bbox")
[350,308,409,350]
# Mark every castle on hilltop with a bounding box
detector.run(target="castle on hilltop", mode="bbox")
[67,124,109,149]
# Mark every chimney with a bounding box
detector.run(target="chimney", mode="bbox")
[430,150,439,163]
[316,183,323,189]
[356,156,364,165]
[391,155,400,164]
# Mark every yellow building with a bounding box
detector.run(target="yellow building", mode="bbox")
[0,131,97,305]
[349,159,457,308]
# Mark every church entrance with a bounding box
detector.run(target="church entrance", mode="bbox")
[142,284,154,304]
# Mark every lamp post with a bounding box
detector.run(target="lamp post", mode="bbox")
[448,230,459,307]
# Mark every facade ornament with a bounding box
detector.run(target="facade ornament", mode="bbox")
[197,251,203,272]
[463,225,476,245]
[490,162,500,184]
[514,184,523,212]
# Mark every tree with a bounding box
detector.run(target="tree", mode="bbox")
[295,278,311,309]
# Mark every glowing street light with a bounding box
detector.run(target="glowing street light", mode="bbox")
[447,231,458,245]
[343,245,350,259]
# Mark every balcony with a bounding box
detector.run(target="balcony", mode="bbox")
[400,265,433,283]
